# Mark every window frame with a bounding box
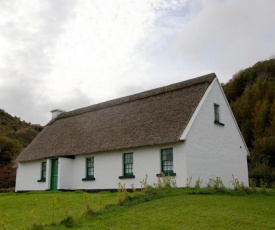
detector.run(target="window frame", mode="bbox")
[123,152,133,176]
[214,103,224,126]
[119,152,135,179]
[214,103,220,122]
[85,157,95,180]
[37,161,46,182]
[161,148,174,175]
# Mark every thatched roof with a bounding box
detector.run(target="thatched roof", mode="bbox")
[17,73,216,162]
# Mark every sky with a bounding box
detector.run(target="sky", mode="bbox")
[0,0,275,125]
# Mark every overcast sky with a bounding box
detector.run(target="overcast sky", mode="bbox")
[0,0,275,125]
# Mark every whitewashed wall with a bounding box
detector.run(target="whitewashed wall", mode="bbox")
[72,143,186,190]
[15,143,186,191]
[181,79,249,188]
[15,160,49,191]
[59,158,74,190]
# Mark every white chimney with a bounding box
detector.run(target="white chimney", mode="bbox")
[51,109,66,119]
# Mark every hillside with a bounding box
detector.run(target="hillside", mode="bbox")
[0,109,43,188]
[223,58,275,186]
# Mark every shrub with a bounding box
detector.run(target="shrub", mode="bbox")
[195,177,203,189]
[154,173,176,189]
[117,182,129,205]
[249,161,275,188]
[207,177,226,192]
[60,216,75,228]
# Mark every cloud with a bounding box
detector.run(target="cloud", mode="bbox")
[41,0,188,100]
[174,0,275,81]
[0,82,93,125]
[49,88,93,113]
[0,0,274,125]
[0,0,77,124]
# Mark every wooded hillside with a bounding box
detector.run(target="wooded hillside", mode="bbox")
[223,58,275,186]
[0,109,43,188]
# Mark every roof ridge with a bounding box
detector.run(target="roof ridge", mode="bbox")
[48,73,216,125]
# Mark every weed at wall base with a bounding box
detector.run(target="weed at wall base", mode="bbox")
[195,177,203,189]
[186,177,192,188]
[207,177,226,192]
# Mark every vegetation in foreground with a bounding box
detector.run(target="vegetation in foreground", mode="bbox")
[0,176,275,230]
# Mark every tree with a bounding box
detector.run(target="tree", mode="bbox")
[223,59,275,187]
[0,135,21,163]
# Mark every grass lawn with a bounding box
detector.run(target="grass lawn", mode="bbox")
[0,189,275,229]
[0,191,118,229]
[81,193,275,230]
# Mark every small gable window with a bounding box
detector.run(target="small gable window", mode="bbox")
[82,157,95,181]
[37,162,46,182]
[214,103,224,126]
[214,104,220,122]
[119,153,135,179]
[158,148,176,177]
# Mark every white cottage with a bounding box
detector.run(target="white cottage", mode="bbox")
[15,74,249,192]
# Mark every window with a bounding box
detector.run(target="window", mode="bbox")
[41,162,47,180]
[86,157,94,179]
[82,157,95,181]
[123,153,133,176]
[161,148,173,174]
[119,153,135,179]
[214,103,224,126]
[214,103,220,122]
[38,162,46,182]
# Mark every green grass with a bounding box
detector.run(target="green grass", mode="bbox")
[82,193,275,230]
[0,189,275,230]
[0,191,118,229]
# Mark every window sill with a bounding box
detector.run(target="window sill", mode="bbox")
[119,175,135,179]
[82,178,95,181]
[37,179,46,182]
[156,173,176,177]
[214,121,225,126]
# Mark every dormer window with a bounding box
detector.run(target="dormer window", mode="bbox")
[214,103,224,126]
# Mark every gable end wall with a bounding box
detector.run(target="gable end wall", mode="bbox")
[183,79,249,188]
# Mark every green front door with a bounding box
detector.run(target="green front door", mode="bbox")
[50,159,58,190]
